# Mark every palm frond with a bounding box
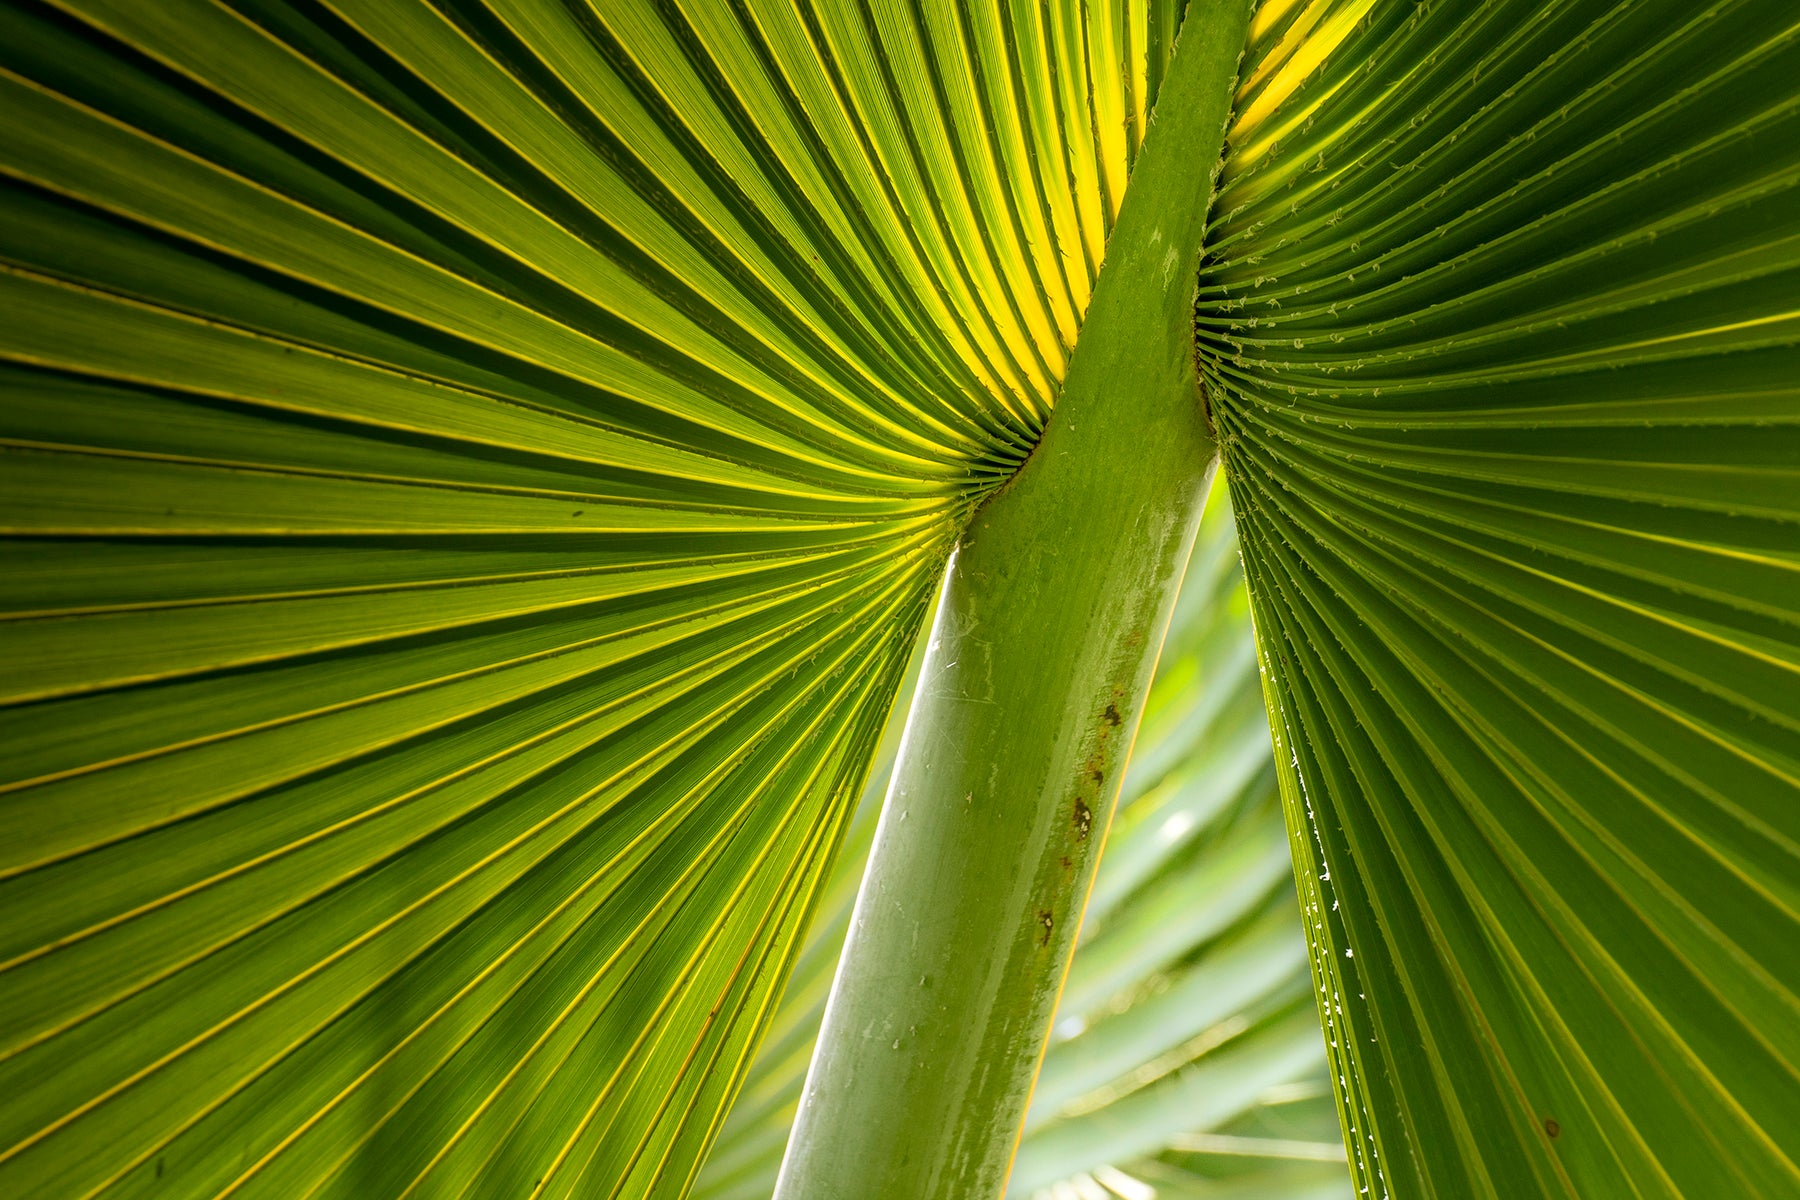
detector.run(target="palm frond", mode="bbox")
[1200,2,1800,1196]
[0,0,1187,1194]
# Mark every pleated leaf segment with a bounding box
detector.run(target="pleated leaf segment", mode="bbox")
[0,0,1191,1196]
[1199,1,1800,1198]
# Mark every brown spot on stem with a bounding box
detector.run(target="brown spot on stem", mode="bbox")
[1543,1117,1561,1139]
[1103,702,1121,727]
[1036,909,1054,946]
[1072,798,1093,841]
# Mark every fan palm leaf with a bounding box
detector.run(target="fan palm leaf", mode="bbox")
[1200,2,1800,1196]
[0,0,1795,1197]
[0,0,1199,1194]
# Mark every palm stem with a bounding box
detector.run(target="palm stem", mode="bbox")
[774,3,1256,1194]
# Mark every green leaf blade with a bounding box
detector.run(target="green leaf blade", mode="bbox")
[1204,3,1800,1196]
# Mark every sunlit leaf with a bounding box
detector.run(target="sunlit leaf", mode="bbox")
[0,0,1189,1193]
[1201,2,1800,1196]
